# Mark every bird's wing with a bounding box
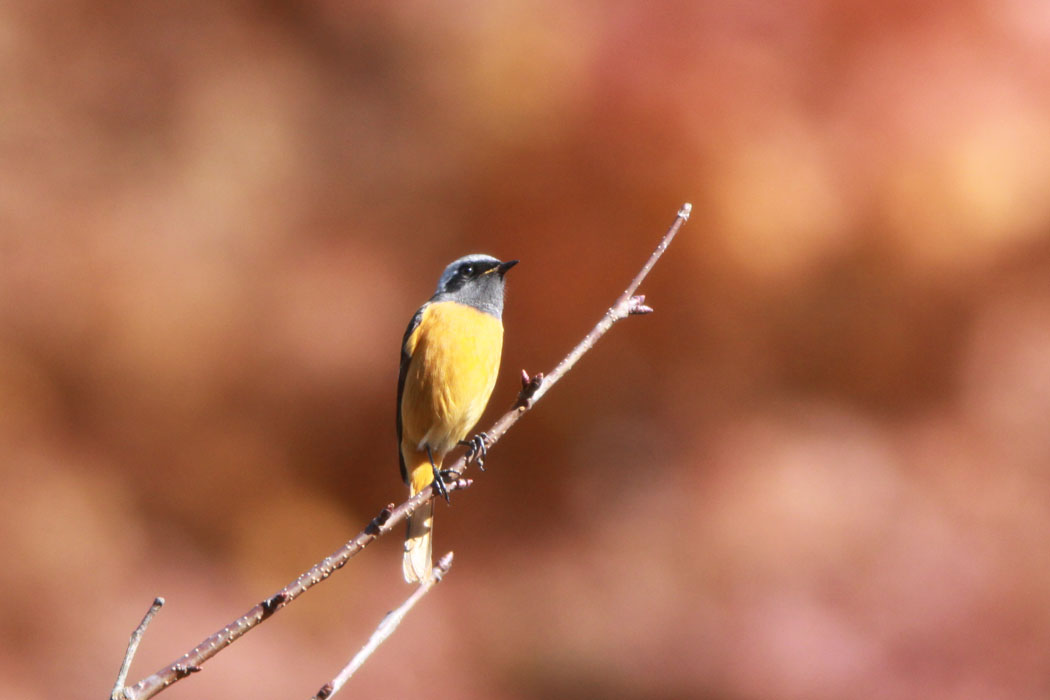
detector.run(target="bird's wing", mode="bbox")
[396,303,427,484]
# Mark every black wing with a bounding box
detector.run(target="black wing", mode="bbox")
[396,303,426,484]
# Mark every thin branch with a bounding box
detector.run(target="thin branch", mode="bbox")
[456,201,691,445]
[111,597,165,700]
[311,552,454,700]
[120,203,690,699]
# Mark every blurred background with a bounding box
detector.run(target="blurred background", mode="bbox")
[3,1,1050,698]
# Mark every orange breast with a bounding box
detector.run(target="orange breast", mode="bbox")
[400,301,504,459]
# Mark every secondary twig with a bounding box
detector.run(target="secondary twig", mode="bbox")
[111,597,165,700]
[310,552,454,700]
[120,203,690,699]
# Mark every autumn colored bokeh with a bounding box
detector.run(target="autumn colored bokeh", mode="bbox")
[3,2,1050,698]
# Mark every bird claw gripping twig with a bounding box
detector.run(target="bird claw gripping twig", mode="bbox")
[459,432,489,470]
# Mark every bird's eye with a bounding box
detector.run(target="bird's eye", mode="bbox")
[461,264,474,276]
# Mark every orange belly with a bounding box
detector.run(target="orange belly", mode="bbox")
[400,301,504,463]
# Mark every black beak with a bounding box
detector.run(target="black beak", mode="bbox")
[497,259,519,277]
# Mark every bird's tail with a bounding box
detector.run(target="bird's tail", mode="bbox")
[403,460,436,583]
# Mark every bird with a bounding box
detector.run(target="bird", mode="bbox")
[397,253,517,583]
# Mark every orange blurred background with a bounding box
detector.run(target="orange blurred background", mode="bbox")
[3,1,1050,698]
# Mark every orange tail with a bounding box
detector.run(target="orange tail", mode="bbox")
[403,457,437,583]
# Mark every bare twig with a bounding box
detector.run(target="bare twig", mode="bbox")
[311,552,454,700]
[120,203,690,699]
[457,201,691,440]
[111,597,165,700]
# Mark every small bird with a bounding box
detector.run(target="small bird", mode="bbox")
[397,254,517,582]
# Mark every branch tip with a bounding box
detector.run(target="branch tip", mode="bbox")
[515,370,544,408]
[111,596,166,700]
[627,295,654,315]
[450,477,473,492]
[435,551,454,574]
[678,202,692,220]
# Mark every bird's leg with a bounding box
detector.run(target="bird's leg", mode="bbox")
[458,432,489,470]
[427,444,451,504]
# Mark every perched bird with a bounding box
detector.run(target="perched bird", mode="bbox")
[397,254,517,582]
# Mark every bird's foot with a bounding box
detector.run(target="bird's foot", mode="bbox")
[431,463,451,504]
[459,432,489,470]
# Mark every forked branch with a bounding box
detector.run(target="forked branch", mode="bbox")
[112,203,691,700]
